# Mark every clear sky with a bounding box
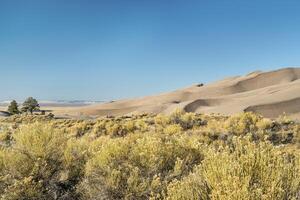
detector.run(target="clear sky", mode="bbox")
[1,0,300,101]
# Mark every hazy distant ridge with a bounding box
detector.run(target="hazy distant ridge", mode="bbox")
[0,100,105,107]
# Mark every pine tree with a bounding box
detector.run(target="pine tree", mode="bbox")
[7,100,19,115]
[21,97,40,114]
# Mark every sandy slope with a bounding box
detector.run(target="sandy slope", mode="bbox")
[60,67,300,118]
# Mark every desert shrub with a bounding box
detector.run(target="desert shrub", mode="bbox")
[0,114,53,124]
[90,120,107,137]
[203,118,226,138]
[166,172,210,200]
[79,137,131,199]
[200,136,300,200]
[134,119,149,132]
[0,123,81,199]
[63,137,90,185]
[123,120,136,132]
[178,112,196,129]
[224,112,263,136]
[278,114,294,125]
[166,137,300,200]
[256,118,272,130]
[164,124,183,135]
[169,109,186,124]
[70,121,94,137]
[0,126,13,147]
[154,114,171,127]
[158,110,204,131]
[0,176,44,200]
[293,125,300,146]
[100,118,149,138]
[0,112,299,199]
[106,122,127,137]
[80,133,204,199]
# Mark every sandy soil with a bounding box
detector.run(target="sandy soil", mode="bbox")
[57,67,300,119]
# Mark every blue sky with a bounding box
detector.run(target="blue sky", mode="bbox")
[1,0,300,101]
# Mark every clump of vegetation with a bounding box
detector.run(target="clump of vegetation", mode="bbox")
[0,111,299,199]
[7,100,19,115]
[6,97,44,117]
[21,97,40,114]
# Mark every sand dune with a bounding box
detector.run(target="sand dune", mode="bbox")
[62,67,300,118]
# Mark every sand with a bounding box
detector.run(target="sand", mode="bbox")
[50,67,299,119]
[2,67,300,119]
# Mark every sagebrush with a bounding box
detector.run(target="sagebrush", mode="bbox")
[0,111,299,200]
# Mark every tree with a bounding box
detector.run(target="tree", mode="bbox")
[21,97,40,114]
[7,100,19,115]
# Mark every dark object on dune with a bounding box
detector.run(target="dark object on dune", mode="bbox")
[196,83,204,87]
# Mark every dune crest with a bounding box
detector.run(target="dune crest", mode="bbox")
[64,67,300,118]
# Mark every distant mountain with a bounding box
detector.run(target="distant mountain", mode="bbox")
[0,100,105,107]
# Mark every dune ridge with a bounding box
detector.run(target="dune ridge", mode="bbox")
[63,67,300,118]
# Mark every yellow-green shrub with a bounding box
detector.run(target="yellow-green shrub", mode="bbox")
[80,133,204,199]
[166,173,210,200]
[0,123,72,199]
[0,112,299,199]
[224,112,262,135]
[201,137,300,200]
[164,124,183,135]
